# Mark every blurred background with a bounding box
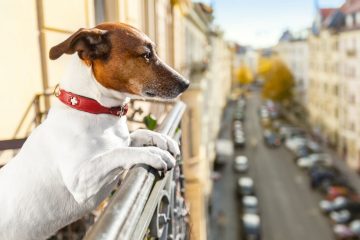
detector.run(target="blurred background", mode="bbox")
[1,0,360,240]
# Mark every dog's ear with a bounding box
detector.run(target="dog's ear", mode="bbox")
[49,28,110,61]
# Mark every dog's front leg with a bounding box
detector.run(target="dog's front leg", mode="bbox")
[61,146,176,204]
[130,129,180,157]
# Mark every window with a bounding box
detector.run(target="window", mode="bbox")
[94,0,117,24]
[350,94,356,104]
[356,12,360,26]
[346,14,354,28]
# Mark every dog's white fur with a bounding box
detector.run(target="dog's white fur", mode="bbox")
[0,55,179,240]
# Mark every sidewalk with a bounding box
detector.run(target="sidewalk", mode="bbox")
[326,147,360,194]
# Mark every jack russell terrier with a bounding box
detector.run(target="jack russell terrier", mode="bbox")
[0,22,189,240]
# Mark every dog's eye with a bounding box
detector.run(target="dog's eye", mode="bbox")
[142,52,152,62]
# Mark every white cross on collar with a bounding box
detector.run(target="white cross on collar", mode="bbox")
[70,97,79,106]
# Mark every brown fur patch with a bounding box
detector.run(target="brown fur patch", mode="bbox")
[50,22,189,99]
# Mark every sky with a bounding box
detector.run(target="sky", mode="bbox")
[202,0,345,48]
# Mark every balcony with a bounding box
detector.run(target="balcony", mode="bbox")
[0,92,190,239]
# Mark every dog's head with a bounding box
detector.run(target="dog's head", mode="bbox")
[49,22,189,99]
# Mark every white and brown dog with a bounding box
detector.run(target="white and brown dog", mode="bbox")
[0,22,189,240]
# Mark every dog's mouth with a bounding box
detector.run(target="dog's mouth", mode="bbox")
[144,91,157,97]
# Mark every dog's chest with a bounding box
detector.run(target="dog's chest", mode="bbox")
[52,108,131,151]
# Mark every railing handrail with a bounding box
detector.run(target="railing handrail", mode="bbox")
[84,101,186,240]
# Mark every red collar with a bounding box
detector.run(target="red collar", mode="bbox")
[56,88,128,117]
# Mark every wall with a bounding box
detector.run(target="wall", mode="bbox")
[0,0,43,139]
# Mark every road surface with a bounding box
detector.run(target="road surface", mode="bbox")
[209,94,334,240]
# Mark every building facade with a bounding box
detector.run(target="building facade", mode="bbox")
[308,28,340,147]
[307,1,360,172]
[276,30,309,106]
[337,0,360,171]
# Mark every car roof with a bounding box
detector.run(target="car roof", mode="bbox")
[242,213,260,226]
[235,156,248,163]
[238,177,254,186]
[243,196,258,205]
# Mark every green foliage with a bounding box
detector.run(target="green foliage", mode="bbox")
[143,114,157,130]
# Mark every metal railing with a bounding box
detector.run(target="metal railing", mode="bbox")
[84,101,189,240]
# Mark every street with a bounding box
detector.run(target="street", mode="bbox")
[210,93,335,240]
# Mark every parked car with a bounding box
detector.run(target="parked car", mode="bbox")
[237,177,255,196]
[280,126,306,142]
[263,130,281,148]
[307,140,321,153]
[309,164,339,178]
[237,98,246,109]
[234,132,246,148]
[285,137,307,153]
[333,220,360,240]
[325,186,353,201]
[241,213,261,240]
[293,145,311,160]
[294,141,322,160]
[234,110,245,121]
[215,139,234,166]
[233,120,243,131]
[309,166,338,189]
[242,195,259,214]
[331,210,352,224]
[259,107,269,119]
[320,196,349,214]
[297,153,332,169]
[330,203,360,224]
[234,156,249,173]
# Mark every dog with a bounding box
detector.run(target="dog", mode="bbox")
[0,22,189,240]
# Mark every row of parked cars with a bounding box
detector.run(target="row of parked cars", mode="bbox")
[259,99,360,239]
[282,126,360,239]
[233,97,261,240]
[234,155,261,240]
[233,98,246,148]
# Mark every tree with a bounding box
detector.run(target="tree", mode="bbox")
[258,57,294,102]
[236,65,254,85]
[257,57,272,76]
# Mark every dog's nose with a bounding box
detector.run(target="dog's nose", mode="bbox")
[180,79,190,91]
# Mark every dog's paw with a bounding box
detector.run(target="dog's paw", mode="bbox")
[127,146,176,171]
[130,129,180,157]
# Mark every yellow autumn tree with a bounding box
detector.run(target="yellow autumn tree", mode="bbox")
[257,57,272,76]
[236,65,254,85]
[258,57,294,102]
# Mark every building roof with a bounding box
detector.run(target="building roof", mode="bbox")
[340,0,360,14]
[320,8,337,22]
[278,29,308,43]
[324,9,345,29]
[312,0,360,34]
